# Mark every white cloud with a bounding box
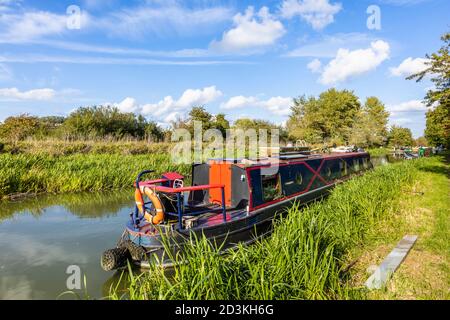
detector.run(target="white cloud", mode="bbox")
[263,96,293,116]
[280,0,342,30]
[221,95,259,109]
[96,4,232,39]
[0,9,90,42]
[221,95,293,116]
[126,86,223,122]
[0,87,55,100]
[317,40,390,85]
[387,100,427,115]
[307,58,322,73]
[0,3,228,43]
[116,97,139,113]
[210,6,285,53]
[389,57,429,77]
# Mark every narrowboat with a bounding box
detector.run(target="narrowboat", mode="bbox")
[101,150,373,271]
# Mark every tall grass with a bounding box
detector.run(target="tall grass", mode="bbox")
[109,158,426,300]
[0,153,190,199]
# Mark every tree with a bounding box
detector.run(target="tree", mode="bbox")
[424,105,449,147]
[408,32,450,148]
[0,114,40,143]
[349,97,389,147]
[174,106,232,138]
[62,105,148,139]
[213,113,230,136]
[388,125,414,147]
[188,106,213,133]
[144,120,165,142]
[287,89,361,145]
[415,136,428,147]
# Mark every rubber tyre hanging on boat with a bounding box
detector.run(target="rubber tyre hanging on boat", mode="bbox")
[124,240,147,261]
[100,247,130,271]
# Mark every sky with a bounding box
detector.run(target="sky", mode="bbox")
[0,0,448,138]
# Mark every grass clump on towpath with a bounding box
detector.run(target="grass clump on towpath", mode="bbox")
[109,156,448,300]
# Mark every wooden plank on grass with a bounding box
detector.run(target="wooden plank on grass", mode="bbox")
[365,235,418,290]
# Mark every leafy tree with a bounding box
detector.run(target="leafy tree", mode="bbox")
[408,32,450,148]
[188,106,213,132]
[174,106,232,138]
[415,136,428,147]
[408,32,450,108]
[287,89,361,145]
[214,113,230,136]
[62,105,149,139]
[388,125,414,147]
[0,114,40,143]
[350,97,389,147]
[144,120,165,142]
[424,105,449,147]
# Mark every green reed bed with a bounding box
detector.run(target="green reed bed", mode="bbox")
[0,153,190,199]
[109,158,428,300]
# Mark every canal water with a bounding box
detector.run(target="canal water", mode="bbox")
[0,154,398,299]
[0,190,133,299]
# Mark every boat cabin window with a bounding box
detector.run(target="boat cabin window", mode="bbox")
[262,173,282,202]
[353,159,360,172]
[362,157,369,169]
[340,160,348,176]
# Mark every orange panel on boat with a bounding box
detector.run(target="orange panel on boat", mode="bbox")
[208,160,232,206]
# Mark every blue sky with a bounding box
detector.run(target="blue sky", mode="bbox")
[0,0,448,137]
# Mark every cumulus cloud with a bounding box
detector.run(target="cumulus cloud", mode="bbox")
[280,0,342,30]
[115,97,139,113]
[317,40,390,85]
[210,6,285,53]
[0,87,56,100]
[387,100,427,116]
[221,95,259,110]
[106,86,223,125]
[221,95,292,116]
[389,57,429,77]
[307,58,322,73]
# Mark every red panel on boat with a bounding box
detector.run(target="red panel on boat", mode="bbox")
[162,172,184,180]
[208,161,232,206]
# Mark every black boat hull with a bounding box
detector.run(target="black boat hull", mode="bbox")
[124,184,334,268]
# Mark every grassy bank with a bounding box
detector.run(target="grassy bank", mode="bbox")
[0,153,190,199]
[108,156,448,300]
[347,155,449,299]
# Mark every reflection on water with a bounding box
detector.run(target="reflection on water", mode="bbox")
[0,190,134,300]
[370,154,401,167]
